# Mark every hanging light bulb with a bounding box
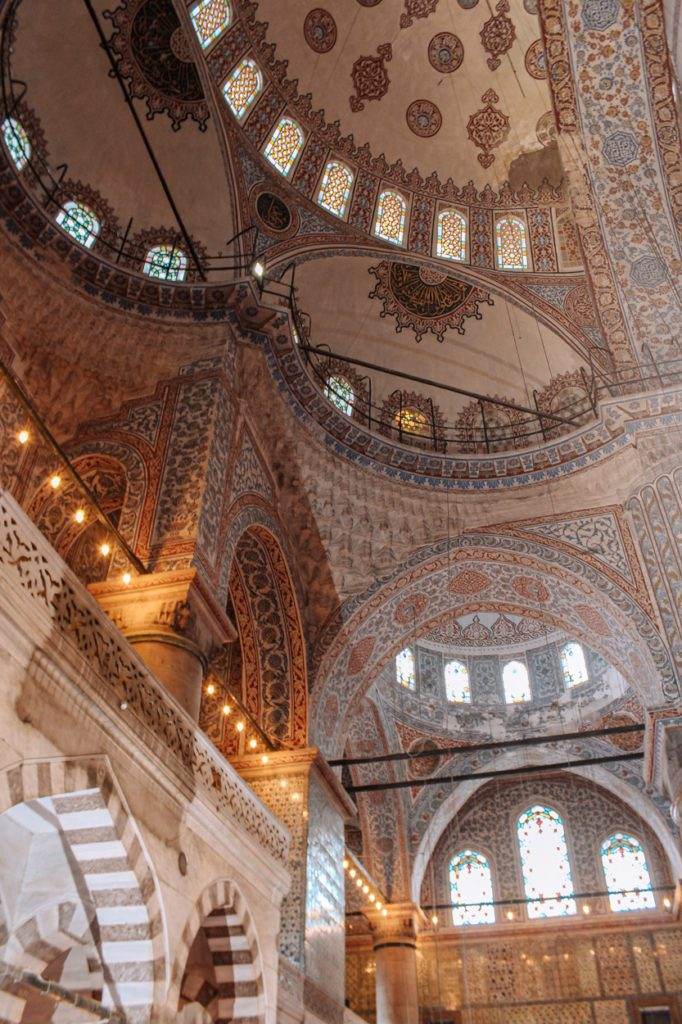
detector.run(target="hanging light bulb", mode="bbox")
[206,683,216,696]
[261,754,269,765]
[99,541,111,557]
[50,474,62,490]
[222,703,231,716]
[349,868,356,879]
[236,720,245,733]
[248,738,257,750]
[74,508,85,524]
[431,914,439,926]
[663,897,672,909]
[122,571,132,585]
[343,859,349,870]
[17,429,29,444]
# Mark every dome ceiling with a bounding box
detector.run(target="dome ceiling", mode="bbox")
[9,0,235,260]
[254,0,558,190]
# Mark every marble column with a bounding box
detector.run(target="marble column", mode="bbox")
[366,902,424,1024]
[90,568,235,719]
[231,748,356,1024]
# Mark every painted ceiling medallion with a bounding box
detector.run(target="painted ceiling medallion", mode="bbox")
[350,43,392,111]
[480,0,516,71]
[400,0,440,30]
[525,38,548,79]
[105,0,209,130]
[536,110,557,146]
[304,8,337,53]
[368,261,493,342]
[428,32,464,73]
[406,99,442,137]
[467,89,510,168]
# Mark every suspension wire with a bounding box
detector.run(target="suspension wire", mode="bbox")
[329,721,644,768]
[346,751,643,794]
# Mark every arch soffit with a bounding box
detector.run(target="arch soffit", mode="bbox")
[0,754,169,1006]
[310,535,676,753]
[410,758,682,902]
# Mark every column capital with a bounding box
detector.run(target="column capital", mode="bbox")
[231,746,357,820]
[365,902,427,951]
[90,567,236,667]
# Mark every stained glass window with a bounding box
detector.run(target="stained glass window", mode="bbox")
[517,805,576,918]
[396,647,415,690]
[324,375,354,416]
[223,57,262,121]
[56,201,100,249]
[561,641,588,687]
[264,117,305,177]
[374,190,407,246]
[395,407,429,437]
[143,244,188,282]
[449,850,495,926]
[502,659,531,703]
[601,833,655,912]
[190,0,231,48]
[2,117,30,171]
[445,660,470,703]
[495,215,529,270]
[437,209,466,262]
[318,161,354,218]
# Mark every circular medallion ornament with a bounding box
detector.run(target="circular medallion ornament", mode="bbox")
[428,32,464,73]
[304,8,337,53]
[406,99,442,137]
[250,185,298,238]
[523,0,538,12]
[458,0,480,9]
[169,26,193,63]
[536,110,557,146]
[418,266,447,286]
[524,38,547,78]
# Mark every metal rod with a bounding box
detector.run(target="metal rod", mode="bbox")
[0,359,147,574]
[329,722,645,768]
[300,344,576,427]
[346,752,643,794]
[345,884,674,916]
[80,0,206,281]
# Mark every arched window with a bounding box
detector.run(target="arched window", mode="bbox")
[601,833,655,912]
[495,215,529,271]
[436,209,467,262]
[2,116,30,170]
[318,161,354,219]
[395,407,429,437]
[190,0,231,48]
[223,57,262,121]
[264,117,305,177]
[449,850,495,926]
[561,641,588,687]
[517,805,576,918]
[396,647,415,690]
[324,375,354,416]
[56,200,100,249]
[143,244,188,282]
[445,660,470,703]
[502,659,531,703]
[374,190,407,246]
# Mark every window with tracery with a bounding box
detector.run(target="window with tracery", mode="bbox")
[190,0,231,48]
[222,57,262,120]
[56,201,100,249]
[264,117,305,177]
[601,833,655,912]
[324,375,354,416]
[374,190,407,246]
[436,209,467,262]
[517,805,576,918]
[2,117,30,170]
[143,244,188,282]
[318,161,354,218]
[449,850,495,926]
[502,659,531,703]
[395,407,429,437]
[561,641,588,688]
[495,215,529,270]
[445,660,471,703]
[396,647,416,690]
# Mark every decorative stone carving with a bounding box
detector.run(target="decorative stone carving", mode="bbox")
[349,44,393,112]
[405,99,442,138]
[467,89,510,168]
[427,32,464,74]
[480,0,516,71]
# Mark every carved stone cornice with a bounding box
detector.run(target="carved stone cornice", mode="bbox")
[365,902,428,950]
[231,746,357,820]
